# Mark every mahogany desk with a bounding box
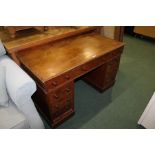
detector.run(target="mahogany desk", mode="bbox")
[17,33,124,127]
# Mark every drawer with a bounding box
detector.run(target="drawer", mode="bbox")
[104,56,120,83]
[47,81,74,118]
[50,94,74,119]
[48,82,73,102]
[72,55,106,78]
[110,49,122,58]
[81,59,101,73]
[105,69,118,83]
[99,48,122,62]
[59,97,73,114]
[45,72,73,90]
[76,48,122,76]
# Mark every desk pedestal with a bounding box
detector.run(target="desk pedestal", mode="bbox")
[33,81,75,128]
[84,55,121,92]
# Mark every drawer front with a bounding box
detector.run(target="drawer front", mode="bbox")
[48,82,74,119]
[50,83,72,101]
[72,56,104,78]
[109,48,123,58]
[104,55,121,83]
[45,71,73,91]
[50,96,73,118]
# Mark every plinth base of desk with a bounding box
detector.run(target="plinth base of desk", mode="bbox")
[83,79,115,93]
[51,109,75,128]
[35,102,75,128]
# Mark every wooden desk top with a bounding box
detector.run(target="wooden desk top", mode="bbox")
[18,33,124,82]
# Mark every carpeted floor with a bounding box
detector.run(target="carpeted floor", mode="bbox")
[44,34,155,129]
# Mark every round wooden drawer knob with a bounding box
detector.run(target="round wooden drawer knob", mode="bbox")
[65,75,70,80]
[52,81,57,86]
[66,88,71,92]
[81,66,87,71]
[54,94,59,99]
[55,104,59,108]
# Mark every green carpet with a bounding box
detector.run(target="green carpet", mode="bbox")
[45,34,155,129]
